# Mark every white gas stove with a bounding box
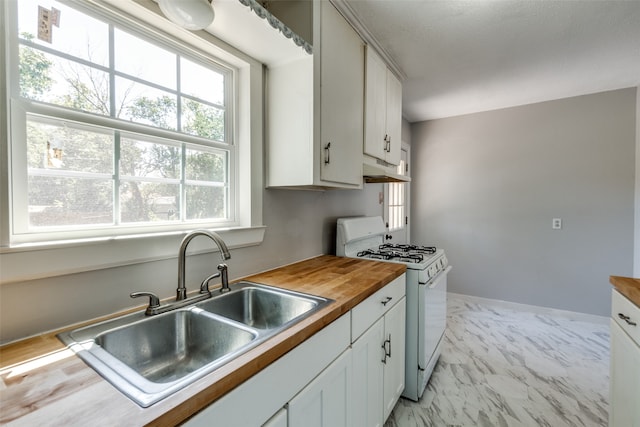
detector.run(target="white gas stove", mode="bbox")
[336,216,451,401]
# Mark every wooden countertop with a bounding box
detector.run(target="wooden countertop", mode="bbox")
[0,255,405,426]
[610,276,640,308]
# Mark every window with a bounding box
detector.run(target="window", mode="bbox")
[1,0,265,283]
[7,0,240,244]
[385,144,409,235]
[387,164,406,231]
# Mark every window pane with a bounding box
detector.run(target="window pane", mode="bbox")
[18,0,109,66]
[181,58,224,105]
[388,182,405,231]
[114,29,177,89]
[20,48,110,114]
[182,98,224,141]
[186,148,226,182]
[120,137,181,179]
[120,182,180,223]
[116,77,177,129]
[28,176,113,227]
[186,185,225,220]
[27,117,113,173]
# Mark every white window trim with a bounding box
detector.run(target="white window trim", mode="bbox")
[384,142,410,239]
[0,0,265,285]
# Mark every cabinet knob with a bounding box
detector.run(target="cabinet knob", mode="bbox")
[618,313,637,326]
[324,142,331,164]
[381,296,393,306]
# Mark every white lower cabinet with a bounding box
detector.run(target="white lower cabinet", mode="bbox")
[352,318,384,427]
[184,314,350,427]
[288,348,352,427]
[263,408,287,427]
[184,274,406,427]
[351,275,407,427]
[382,299,407,421]
[610,289,640,427]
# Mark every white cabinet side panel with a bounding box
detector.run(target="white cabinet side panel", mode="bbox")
[267,55,314,187]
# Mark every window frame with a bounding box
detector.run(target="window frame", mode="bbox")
[384,142,410,239]
[0,0,264,284]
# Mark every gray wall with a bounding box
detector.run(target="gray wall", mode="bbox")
[0,184,383,344]
[411,88,636,316]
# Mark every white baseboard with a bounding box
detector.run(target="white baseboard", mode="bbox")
[447,292,609,326]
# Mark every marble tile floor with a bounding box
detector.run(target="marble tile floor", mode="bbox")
[385,293,610,427]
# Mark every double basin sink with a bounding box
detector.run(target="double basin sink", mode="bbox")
[57,282,332,407]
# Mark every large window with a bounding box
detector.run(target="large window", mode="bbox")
[8,0,237,243]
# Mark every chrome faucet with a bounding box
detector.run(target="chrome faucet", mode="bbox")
[177,229,231,300]
[131,229,231,315]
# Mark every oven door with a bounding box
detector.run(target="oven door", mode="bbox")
[417,265,451,394]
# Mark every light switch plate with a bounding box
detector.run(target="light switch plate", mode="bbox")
[552,218,562,229]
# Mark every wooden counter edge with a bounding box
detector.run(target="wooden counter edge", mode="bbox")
[610,275,640,308]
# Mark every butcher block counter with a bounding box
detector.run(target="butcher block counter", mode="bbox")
[610,276,640,308]
[0,255,405,426]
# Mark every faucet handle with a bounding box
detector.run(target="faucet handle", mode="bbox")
[218,263,230,293]
[200,272,220,294]
[131,292,161,314]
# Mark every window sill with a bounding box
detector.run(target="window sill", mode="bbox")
[0,226,266,285]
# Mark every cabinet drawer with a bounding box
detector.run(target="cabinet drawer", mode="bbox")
[352,274,405,341]
[612,289,640,347]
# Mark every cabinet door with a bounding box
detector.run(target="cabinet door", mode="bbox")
[263,408,287,427]
[318,1,363,186]
[364,46,387,162]
[385,71,402,166]
[352,318,385,427]
[610,320,640,427]
[289,349,352,427]
[383,297,406,421]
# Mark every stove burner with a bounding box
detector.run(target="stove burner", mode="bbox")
[357,249,376,257]
[357,249,425,263]
[379,244,436,254]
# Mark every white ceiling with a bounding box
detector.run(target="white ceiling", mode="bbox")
[344,0,640,122]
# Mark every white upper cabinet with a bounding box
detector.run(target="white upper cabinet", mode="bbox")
[266,1,364,189]
[364,46,402,166]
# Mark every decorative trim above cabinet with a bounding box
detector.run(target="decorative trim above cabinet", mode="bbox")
[207,0,310,66]
[238,0,312,54]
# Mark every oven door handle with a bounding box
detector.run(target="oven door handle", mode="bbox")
[420,265,452,287]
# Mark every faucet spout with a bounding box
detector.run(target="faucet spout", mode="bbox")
[177,230,231,300]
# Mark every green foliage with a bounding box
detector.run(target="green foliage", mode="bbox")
[18,33,53,99]
[19,32,228,227]
[182,99,224,142]
[127,95,177,130]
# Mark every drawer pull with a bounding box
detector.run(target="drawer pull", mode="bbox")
[381,335,391,364]
[381,296,393,306]
[618,313,637,326]
[324,142,331,164]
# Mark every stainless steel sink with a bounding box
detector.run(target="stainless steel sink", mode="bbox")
[196,282,324,329]
[94,310,257,383]
[58,282,331,407]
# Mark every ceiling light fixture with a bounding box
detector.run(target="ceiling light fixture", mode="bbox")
[158,0,215,31]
